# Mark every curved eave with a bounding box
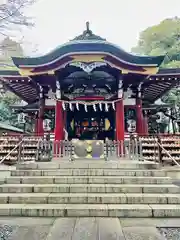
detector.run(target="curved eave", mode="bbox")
[16,54,159,76]
[12,102,39,113]
[143,70,180,103]
[147,68,180,80]
[158,68,180,75]
[12,41,165,68]
[0,70,21,76]
[0,70,39,103]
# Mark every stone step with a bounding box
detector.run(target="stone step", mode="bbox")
[0,184,178,193]
[5,176,172,184]
[0,204,179,217]
[17,161,159,170]
[0,193,180,204]
[11,169,166,177]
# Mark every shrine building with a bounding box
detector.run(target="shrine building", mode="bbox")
[1,23,180,141]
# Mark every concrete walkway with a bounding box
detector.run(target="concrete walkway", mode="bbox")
[0,217,171,240]
[46,218,164,240]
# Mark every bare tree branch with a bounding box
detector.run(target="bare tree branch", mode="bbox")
[0,0,34,29]
[0,0,35,57]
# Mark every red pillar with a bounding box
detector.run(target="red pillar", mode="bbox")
[54,100,64,141]
[136,98,143,136]
[116,99,125,141]
[116,99,125,156]
[54,101,64,157]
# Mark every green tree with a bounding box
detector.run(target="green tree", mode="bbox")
[161,89,180,106]
[0,92,33,132]
[0,1,35,131]
[0,37,23,129]
[132,17,180,104]
[0,92,21,125]
[132,17,180,132]
[0,37,24,69]
[1,37,24,57]
[132,17,180,67]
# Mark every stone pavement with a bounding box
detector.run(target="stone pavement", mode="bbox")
[45,218,165,240]
[1,217,179,239]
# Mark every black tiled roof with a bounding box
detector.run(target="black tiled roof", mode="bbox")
[12,43,165,68]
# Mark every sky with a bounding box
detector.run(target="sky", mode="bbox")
[23,0,180,55]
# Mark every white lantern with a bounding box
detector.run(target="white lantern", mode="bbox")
[43,119,51,131]
[18,113,26,124]
[56,80,61,99]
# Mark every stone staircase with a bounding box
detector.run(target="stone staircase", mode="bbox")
[0,160,180,217]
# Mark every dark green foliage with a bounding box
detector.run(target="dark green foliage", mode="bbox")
[0,92,20,126]
[132,17,180,68]
[132,17,180,106]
